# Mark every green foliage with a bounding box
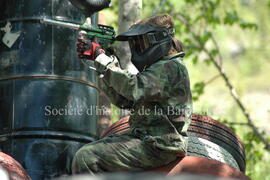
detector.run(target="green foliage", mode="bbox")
[192,82,205,101]
[192,55,198,64]
[210,49,219,57]
[199,31,212,46]
[184,0,197,4]
[243,131,265,177]
[203,58,212,66]
[239,21,258,30]
[224,11,240,25]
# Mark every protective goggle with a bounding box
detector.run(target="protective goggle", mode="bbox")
[128,28,174,55]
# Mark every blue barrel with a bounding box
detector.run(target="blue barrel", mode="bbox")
[0,0,98,179]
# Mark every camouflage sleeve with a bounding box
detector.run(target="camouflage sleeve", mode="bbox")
[94,54,178,102]
[98,79,134,109]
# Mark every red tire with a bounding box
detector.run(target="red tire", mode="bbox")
[153,156,250,180]
[0,152,31,180]
[100,114,246,172]
[188,114,246,172]
[100,116,130,138]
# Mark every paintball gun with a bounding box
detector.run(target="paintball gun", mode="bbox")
[40,18,115,49]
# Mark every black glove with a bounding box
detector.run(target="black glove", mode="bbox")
[77,37,105,60]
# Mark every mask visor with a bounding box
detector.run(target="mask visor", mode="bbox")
[129,35,150,55]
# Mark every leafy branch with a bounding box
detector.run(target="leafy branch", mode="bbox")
[174,12,270,151]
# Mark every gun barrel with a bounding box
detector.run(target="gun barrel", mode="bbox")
[40,18,115,45]
[40,18,81,30]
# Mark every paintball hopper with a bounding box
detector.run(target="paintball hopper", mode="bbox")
[69,0,111,16]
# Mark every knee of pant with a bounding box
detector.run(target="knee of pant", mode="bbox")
[72,147,98,174]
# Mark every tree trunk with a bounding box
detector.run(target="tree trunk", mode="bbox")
[117,0,142,72]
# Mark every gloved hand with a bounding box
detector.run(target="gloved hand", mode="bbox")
[77,37,105,60]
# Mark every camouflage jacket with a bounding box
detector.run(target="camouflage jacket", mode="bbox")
[94,53,192,153]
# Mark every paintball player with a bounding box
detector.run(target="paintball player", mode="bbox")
[72,14,192,174]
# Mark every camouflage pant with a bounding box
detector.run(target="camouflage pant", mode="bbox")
[72,133,180,175]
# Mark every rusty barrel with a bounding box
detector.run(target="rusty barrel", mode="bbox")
[0,0,98,179]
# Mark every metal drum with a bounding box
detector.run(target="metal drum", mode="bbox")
[0,0,98,179]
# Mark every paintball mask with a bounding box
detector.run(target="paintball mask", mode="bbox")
[116,24,174,72]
